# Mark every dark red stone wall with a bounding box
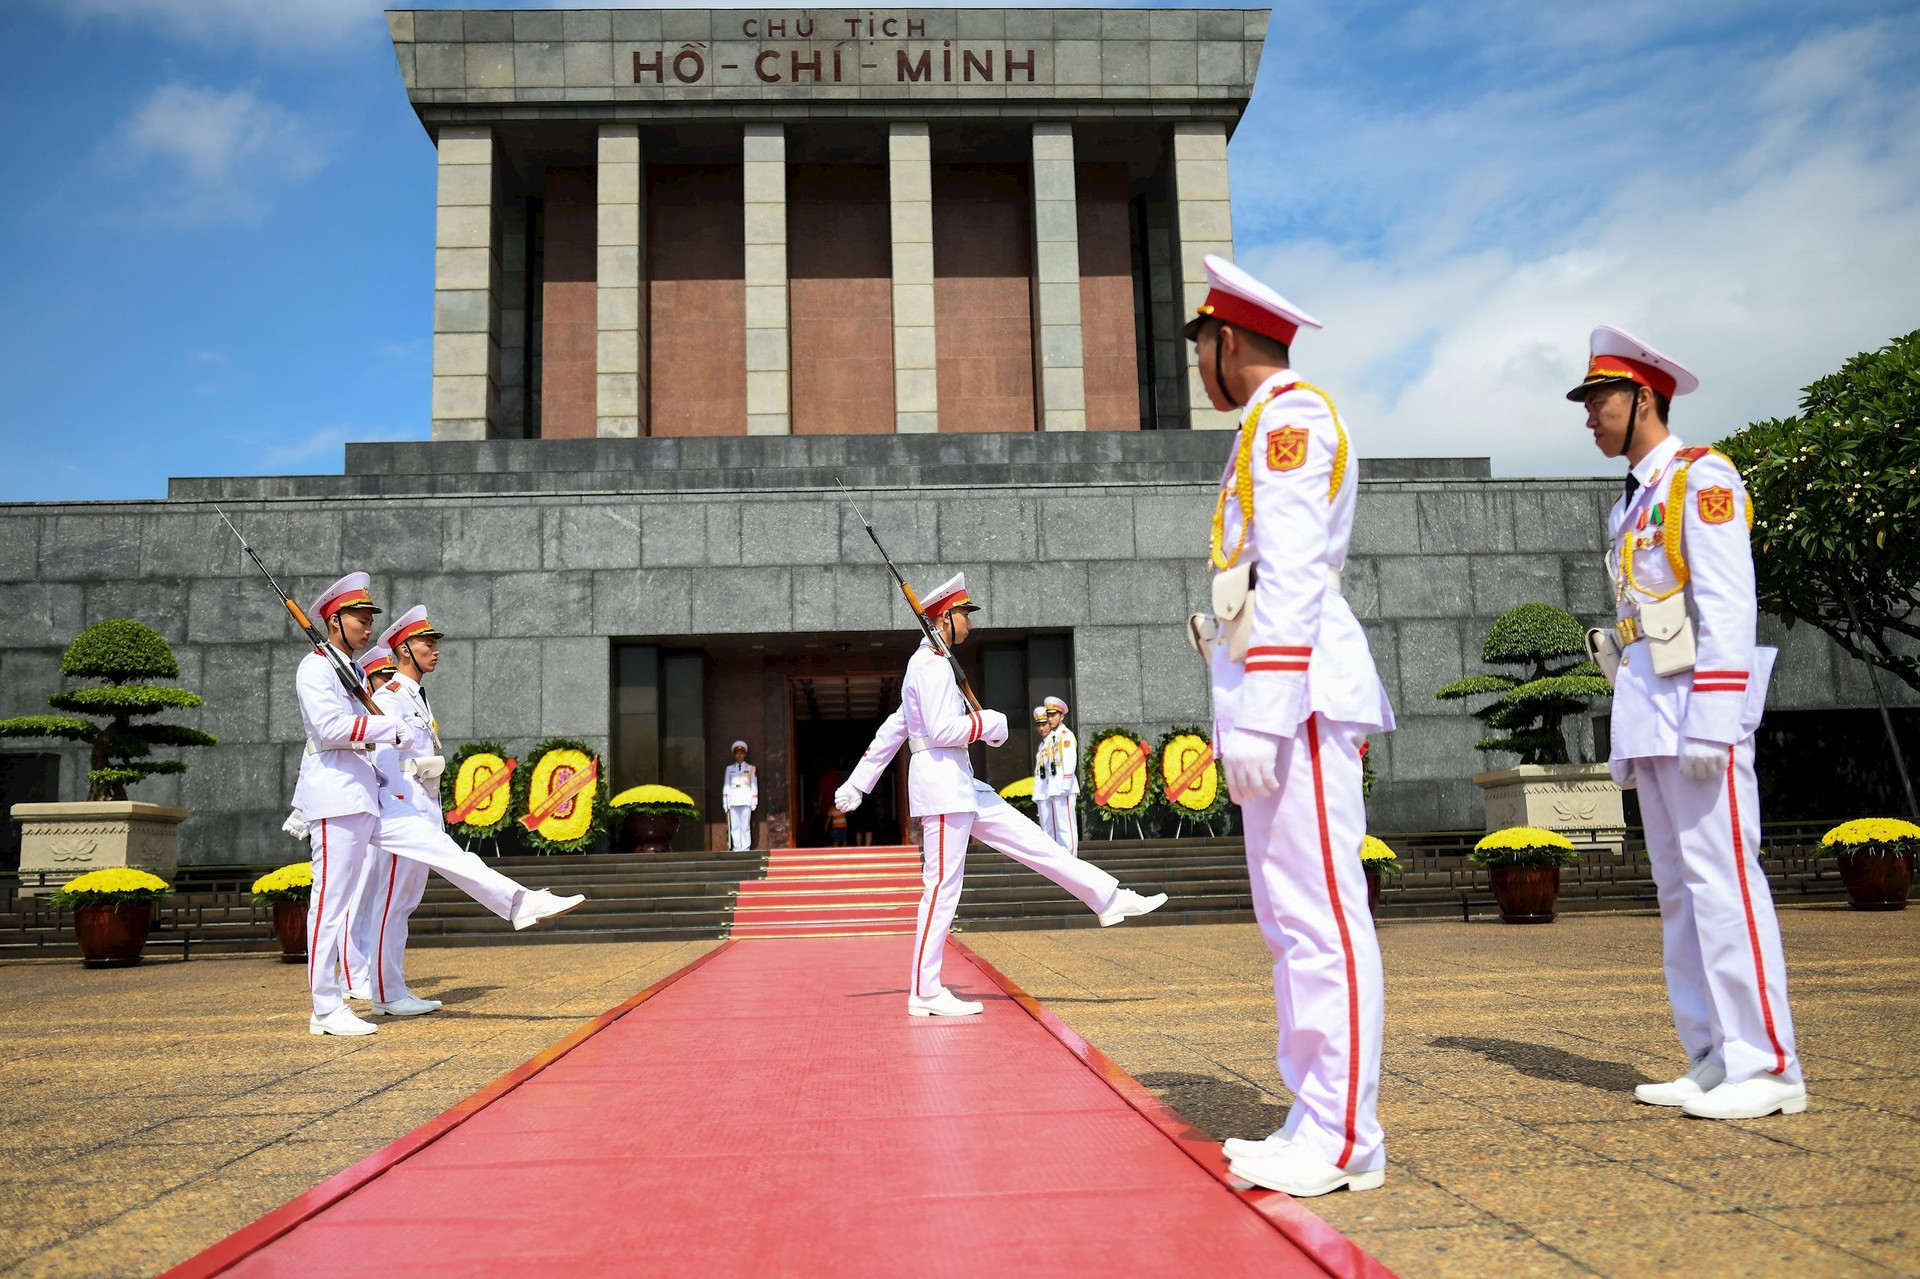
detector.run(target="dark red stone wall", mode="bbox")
[932,163,1036,433]
[540,167,599,439]
[1076,163,1141,431]
[648,165,746,437]
[789,164,895,435]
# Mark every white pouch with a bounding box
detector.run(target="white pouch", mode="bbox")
[1186,613,1216,660]
[1585,628,1622,686]
[1638,594,1697,677]
[1211,562,1255,663]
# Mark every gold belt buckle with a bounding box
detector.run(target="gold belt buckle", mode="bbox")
[1616,617,1641,646]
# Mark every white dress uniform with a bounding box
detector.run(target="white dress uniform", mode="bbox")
[1577,329,1802,1111]
[289,576,404,1021]
[1041,699,1080,858]
[724,746,758,852]
[1031,709,1055,841]
[1190,258,1396,1185]
[840,575,1146,1008]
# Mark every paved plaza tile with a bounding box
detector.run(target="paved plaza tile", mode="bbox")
[966,907,1920,1278]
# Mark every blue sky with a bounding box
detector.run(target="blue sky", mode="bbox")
[2,0,1917,501]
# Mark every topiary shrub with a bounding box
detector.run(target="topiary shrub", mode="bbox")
[1435,603,1612,765]
[0,619,217,801]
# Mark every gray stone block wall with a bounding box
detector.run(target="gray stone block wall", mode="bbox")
[2,464,1908,864]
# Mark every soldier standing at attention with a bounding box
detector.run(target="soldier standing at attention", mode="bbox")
[1031,706,1055,841]
[835,574,1166,1018]
[1184,257,1396,1196]
[1573,326,1804,1119]
[1041,697,1080,857]
[724,741,758,852]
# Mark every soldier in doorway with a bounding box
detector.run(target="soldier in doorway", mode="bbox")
[724,741,758,853]
[1184,257,1397,1196]
[835,573,1167,1018]
[1572,326,1804,1119]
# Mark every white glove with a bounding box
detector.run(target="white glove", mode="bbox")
[281,809,310,840]
[834,783,864,813]
[979,709,1009,747]
[1678,737,1729,782]
[1607,757,1636,790]
[1220,727,1282,802]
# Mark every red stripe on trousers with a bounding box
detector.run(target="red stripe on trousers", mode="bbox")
[1307,715,1362,1169]
[309,820,327,996]
[913,816,945,999]
[375,853,397,1003]
[1725,746,1788,1075]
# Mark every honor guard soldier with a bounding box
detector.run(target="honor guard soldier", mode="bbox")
[724,741,758,852]
[1573,326,1804,1119]
[342,644,401,1005]
[835,574,1167,1017]
[1040,697,1080,857]
[289,574,409,1037]
[1031,707,1055,841]
[1184,257,1397,1196]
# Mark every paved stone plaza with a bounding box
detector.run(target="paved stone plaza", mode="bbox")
[3,910,1914,1277]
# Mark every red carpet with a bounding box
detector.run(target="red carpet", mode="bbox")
[730,846,922,938]
[166,938,1390,1278]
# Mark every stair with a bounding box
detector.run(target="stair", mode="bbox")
[728,846,922,939]
[0,834,1871,959]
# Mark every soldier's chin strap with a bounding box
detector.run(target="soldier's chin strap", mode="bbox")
[1620,384,1641,501]
[1214,326,1227,406]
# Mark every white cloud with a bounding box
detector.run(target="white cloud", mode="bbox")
[104,82,325,223]
[55,0,385,49]
[1234,6,1920,476]
[259,424,422,469]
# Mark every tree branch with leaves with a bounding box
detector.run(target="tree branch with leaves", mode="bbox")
[1436,604,1613,765]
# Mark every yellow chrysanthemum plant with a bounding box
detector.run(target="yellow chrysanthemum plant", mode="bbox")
[1821,818,1920,857]
[512,739,609,855]
[442,742,519,841]
[1360,835,1404,876]
[1157,726,1227,824]
[609,784,700,819]
[998,775,1037,802]
[250,862,314,905]
[1469,826,1581,869]
[50,868,172,908]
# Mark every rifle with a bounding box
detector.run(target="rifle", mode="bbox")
[836,479,983,713]
[214,507,382,715]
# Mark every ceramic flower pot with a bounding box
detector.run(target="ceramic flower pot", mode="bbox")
[1363,865,1383,918]
[1836,850,1913,911]
[625,812,681,854]
[1489,865,1560,924]
[72,902,153,967]
[273,899,309,962]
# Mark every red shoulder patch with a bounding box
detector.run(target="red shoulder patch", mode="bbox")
[1266,426,1309,472]
[1697,486,1735,524]
[383,680,402,692]
[1677,446,1713,461]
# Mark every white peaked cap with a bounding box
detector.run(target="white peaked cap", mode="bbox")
[731,740,748,752]
[1184,254,1323,347]
[1032,706,1051,722]
[1567,325,1700,401]
[380,604,442,650]
[357,645,394,676]
[1043,696,1069,714]
[311,572,378,623]
[919,572,978,617]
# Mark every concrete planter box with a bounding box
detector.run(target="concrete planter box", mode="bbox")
[1472,764,1625,854]
[10,802,190,896]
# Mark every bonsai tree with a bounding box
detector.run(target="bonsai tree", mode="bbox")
[1436,603,1613,765]
[1720,330,1920,695]
[0,619,217,801]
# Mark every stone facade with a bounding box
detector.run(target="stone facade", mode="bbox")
[3,436,1908,864]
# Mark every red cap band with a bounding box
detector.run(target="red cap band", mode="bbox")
[319,590,375,622]
[1197,288,1301,348]
[1586,354,1677,400]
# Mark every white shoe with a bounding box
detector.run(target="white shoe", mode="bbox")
[907,990,984,1018]
[345,986,371,1001]
[308,1007,378,1037]
[1228,1144,1384,1197]
[371,995,441,1017]
[1098,889,1168,927]
[1682,1078,1807,1120]
[512,889,586,931]
[1635,1059,1725,1107]
[1222,1130,1291,1161]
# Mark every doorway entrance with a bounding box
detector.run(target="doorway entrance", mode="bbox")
[790,674,905,846]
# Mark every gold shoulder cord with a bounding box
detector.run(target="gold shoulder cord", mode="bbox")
[1624,450,1752,602]
[1208,383,1350,570]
